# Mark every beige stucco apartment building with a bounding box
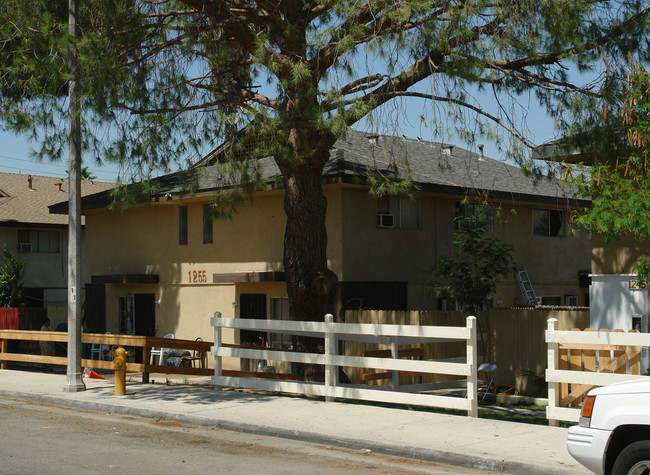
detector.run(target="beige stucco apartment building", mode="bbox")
[51,131,592,348]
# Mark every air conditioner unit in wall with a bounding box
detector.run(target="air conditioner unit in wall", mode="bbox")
[18,242,32,252]
[377,214,394,228]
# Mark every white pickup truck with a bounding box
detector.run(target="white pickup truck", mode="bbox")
[567,378,650,475]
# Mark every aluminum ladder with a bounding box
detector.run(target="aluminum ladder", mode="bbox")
[516,266,537,306]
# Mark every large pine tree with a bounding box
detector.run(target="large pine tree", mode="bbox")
[1,0,648,377]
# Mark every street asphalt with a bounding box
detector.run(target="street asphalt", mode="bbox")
[0,368,590,474]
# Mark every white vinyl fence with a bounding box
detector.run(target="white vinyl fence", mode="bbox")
[546,317,649,424]
[211,312,481,416]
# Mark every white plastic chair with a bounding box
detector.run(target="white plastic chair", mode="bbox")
[150,333,174,365]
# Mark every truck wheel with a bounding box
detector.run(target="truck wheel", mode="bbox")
[612,441,650,475]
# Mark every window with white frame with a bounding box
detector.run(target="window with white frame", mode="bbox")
[17,229,60,253]
[532,209,565,237]
[376,196,422,230]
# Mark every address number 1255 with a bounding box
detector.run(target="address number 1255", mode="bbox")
[189,270,208,283]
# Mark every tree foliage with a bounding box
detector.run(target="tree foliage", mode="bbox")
[571,58,650,279]
[0,245,27,307]
[0,1,648,345]
[2,1,648,175]
[436,214,515,314]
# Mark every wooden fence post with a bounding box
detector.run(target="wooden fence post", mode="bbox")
[547,318,559,426]
[0,338,6,370]
[211,311,223,390]
[467,316,478,417]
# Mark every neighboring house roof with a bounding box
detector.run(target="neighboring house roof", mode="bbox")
[51,130,587,212]
[0,172,114,227]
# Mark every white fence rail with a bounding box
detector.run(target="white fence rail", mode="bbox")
[546,317,649,424]
[211,312,480,416]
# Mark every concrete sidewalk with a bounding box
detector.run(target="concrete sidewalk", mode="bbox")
[0,369,589,474]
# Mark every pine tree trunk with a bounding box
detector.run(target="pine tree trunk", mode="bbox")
[280,157,337,381]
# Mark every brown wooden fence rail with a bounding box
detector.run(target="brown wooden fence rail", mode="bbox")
[0,330,298,383]
[0,330,213,383]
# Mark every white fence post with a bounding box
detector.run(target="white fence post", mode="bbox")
[211,311,223,390]
[546,318,559,426]
[391,336,399,390]
[324,314,335,402]
[641,313,648,373]
[467,316,478,417]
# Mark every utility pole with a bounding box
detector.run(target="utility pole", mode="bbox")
[63,0,85,392]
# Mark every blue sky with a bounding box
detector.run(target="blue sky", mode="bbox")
[0,110,559,185]
[0,53,597,184]
[0,131,122,183]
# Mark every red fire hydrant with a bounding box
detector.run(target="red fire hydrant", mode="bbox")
[109,347,131,396]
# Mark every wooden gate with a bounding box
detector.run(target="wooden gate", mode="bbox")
[559,328,642,408]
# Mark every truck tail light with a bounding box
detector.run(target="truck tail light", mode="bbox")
[579,395,596,427]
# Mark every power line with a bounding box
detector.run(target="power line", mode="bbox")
[0,162,119,182]
[0,155,120,182]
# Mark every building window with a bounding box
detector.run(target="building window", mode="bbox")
[269,297,292,349]
[203,204,213,244]
[179,205,188,245]
[539,295,562,306]
[565,295,579,307]
[377,196,422,230]
[437,298,461,312]
[17,229,60,253]
[533,209,565,237]
[454,202,494,233]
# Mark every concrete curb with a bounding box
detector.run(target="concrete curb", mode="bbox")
[0,388,578,475]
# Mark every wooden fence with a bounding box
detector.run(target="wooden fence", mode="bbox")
[0,329,308,384]
[546,318,647,424]
[344,310,482,389]
[212,312,482,417]
[0,308,19,329]
[0,330,212,382]
[345,308,590,395]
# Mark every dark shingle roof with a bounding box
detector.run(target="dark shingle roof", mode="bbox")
[326,131,578,203]
[57,130,585,212]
